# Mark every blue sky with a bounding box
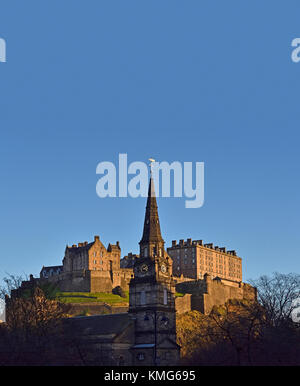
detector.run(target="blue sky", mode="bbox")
[0,0,299,285]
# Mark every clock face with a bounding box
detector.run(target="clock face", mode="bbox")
[160,264,167,273]
[140,264,149,274]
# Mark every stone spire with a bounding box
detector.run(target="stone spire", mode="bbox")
[140,176,164,245]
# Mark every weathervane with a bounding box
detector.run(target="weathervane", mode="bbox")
[148,158,155,176]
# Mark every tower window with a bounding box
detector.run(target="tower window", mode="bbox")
[163,289,167,305]
[141,291,146,305]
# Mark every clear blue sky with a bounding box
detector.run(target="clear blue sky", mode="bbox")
[0,0,299,285]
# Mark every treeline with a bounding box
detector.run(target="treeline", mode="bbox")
[177,272,300,366]
[0,272,299,366]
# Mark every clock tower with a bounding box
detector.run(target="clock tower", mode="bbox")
[129,175,180,366]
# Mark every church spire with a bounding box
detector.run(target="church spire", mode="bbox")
[140,176,164,245]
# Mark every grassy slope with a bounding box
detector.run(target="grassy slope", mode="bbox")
[56,291,184,305]
[56,291,129,305]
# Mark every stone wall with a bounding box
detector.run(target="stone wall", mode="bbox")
[65,302,129,317]
[175,274,257,315]
[32,267,133,293]
[175,278,207,295]
[175,294,192,314]
[203,276,243,314]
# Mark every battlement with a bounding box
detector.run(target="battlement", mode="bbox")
[107,241,121,251]
[67,236,101,250]
[170,239,237,256]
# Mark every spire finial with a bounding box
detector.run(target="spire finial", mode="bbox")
[148,158,155,177]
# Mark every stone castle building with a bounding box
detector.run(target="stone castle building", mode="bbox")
[120,253,140,269]
[167,239,242,282]
[39,236,132,293]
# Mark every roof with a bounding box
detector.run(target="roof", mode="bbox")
[140,177,164,244]
[63,313,133,341]
[41,265,63,272]
[66,242,95,254]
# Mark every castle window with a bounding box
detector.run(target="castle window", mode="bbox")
[141,291,146,305]
[163,289,168,305]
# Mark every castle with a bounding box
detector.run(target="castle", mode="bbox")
[37,217,243,295]
[40,236,132,293]
[15,172,255,318]
[8,175,256,365]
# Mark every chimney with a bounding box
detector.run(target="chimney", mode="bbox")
[116,241,120,248]
[228,250,237,256]
[94,235,100,242]
[78,243,83,247]
[172,240,176,247]
[179,239,184,246]
[187,238,192,245]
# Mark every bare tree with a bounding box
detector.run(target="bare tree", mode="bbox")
[3,287,67,364]
[0,273,27,299]
[177,299,265,366]
[249,272,300,327]
[207,299,265,365]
